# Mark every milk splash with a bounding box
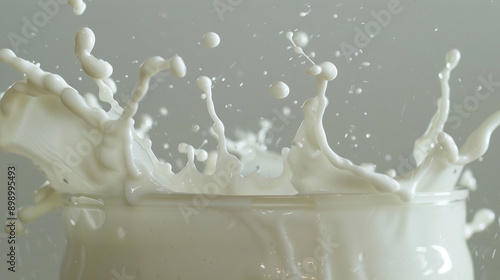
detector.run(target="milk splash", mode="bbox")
[1,2,499,277]
[0,24,497,230]
[67,0,86,16]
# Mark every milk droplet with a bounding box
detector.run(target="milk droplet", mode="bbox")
[4,220,23,235]
[196,150,208,162]
[197,76,212,91]
[445,49,460,70]
[75,27,113,79]
[203,32,221,48]
[299,5,312,17]
[386,169,397,178]
[136,114,154,138]
[191,124,200,132]
[67,0,86,15]
[269,81,290,99]
[159,107,168,116]
[292,31,309,48]
[318,61,338,81]
[283,106,291,116]
[170,55,187,78]
[117,227,127,239]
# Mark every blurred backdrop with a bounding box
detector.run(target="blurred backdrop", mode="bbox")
[0,1,499,279]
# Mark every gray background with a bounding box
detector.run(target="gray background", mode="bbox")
[0,0,499,279]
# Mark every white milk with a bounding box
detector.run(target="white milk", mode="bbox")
[67,0,86,16]
[202,32,221,49]
[0,4,497,280]
[269,81,290,99]
[60,190,475,280]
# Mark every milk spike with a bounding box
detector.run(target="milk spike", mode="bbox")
[413,49,459,166]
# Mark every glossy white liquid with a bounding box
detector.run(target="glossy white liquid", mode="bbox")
[60,191,475,280]
[67,0,86,15]
[202,32,221,48]
[0,3,497,280]
[269,81,290,99]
